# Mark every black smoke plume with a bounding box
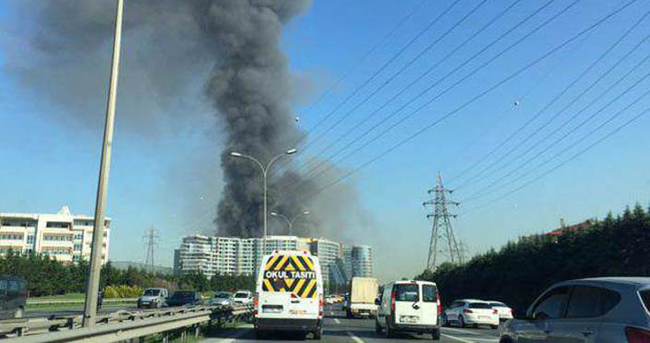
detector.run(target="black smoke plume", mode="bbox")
[2,0,372,242]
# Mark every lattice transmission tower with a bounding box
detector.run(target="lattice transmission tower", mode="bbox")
[143,227,159,273]
[423,173,462,271]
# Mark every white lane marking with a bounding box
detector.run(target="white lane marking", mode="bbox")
[442,333,474,343]
[442,333,499,343]
[443,326,497,336]
[347,331,365,343]
[334,318,340,324]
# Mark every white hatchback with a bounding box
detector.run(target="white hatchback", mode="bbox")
[443,299,500,329]
[487,300,514,321]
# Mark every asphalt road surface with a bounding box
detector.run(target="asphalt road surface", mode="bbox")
[205,305,500,343]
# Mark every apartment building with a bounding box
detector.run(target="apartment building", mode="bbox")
[174,235,344,282]
[0,206,111,264]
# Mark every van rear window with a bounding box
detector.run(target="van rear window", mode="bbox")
[422,284,438,303]
[262,254,317,299]
[640,290,650,312]
[394,284,419,302]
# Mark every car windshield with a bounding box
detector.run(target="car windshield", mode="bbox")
[468,302,492,309]
[143,289,160,296]
[234,292,248,298]
[489,302,506,307]
[214,292,231,298]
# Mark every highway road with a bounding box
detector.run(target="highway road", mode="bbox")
[205,305,500,343]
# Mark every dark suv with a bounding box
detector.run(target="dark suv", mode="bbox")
[166,291,202,307]
[0,277,27,319]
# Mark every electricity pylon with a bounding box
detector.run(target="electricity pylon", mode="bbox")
[424,173,462,271]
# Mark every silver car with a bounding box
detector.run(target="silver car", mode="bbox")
[209,291,233,306]
[500,277,650,342]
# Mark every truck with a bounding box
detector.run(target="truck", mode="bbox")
[345,277,379,318]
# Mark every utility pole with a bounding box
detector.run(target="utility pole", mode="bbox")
[144,227,159,274]
[82,0,123,328]
[423,173,462,271]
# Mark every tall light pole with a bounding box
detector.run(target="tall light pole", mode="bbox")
[270,210,310,235]
[229,148,297,253]
[83,0,123,328]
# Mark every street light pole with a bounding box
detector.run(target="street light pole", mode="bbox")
[230,149,296,253]
[83,0,123,328]
[270,210,310,236]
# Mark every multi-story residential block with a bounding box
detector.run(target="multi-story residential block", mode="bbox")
[351,245,373,278]
[0,206,110,264]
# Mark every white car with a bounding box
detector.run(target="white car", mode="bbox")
[487,300,513,321]
[443,299,499,329]
[137,288,168,309]
[500,277,650,343]
[375,280,441,340]
[232,290,253,305]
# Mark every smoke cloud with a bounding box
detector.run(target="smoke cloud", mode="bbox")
[2,0,372,242]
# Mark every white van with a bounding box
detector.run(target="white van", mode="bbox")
[376,280,441,340]
[254,250,324,339]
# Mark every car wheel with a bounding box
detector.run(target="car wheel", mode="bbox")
[432,329,440,340]
[459,315,465,328]
[375,319,383,334]
[14,307,23,319]
[442,314,448,327]
[491,325,499,329]
[313,326,322,340]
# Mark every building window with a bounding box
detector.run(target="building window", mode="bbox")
[46,222,70,229]
[74,244,82,251]
[26,235,35,244]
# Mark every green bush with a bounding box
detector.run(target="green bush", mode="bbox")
[104,285,144,298]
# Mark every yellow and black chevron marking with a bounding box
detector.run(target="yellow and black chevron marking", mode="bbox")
[265,255,314,272]
[263,255,318,299]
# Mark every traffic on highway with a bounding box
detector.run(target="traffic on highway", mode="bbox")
[3,0,650,342]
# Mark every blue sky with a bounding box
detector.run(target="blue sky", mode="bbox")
[2,0,650,281]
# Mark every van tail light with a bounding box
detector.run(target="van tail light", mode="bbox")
[391,290,396,313]
[436,295,443,316]
[319,296,324,319]
[463,309,473,314]
[253,292,259,317]
[493,309,498,315]
[626,326,650,343]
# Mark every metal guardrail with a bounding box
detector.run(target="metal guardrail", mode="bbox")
[27,298,137,306]
[0,304,253,342]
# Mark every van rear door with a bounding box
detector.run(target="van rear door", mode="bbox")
[260,254,319,319]
[393,283,421,325]
[393,283,438,326]
[419,283,439,326]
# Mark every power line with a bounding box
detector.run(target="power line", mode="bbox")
[300,0,525,177]
[299,0,463,154]
[462,105,650,216]
[452,9,650,191]
[462,66,650,203]
[295,0,563,187]
[294,0,428,142]
[299,0,637,201]
[298,0,492,172]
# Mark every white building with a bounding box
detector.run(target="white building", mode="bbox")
[308,238,341,286]
[0,206,111,264]
[174,235,343,280]
[351,245,373,278]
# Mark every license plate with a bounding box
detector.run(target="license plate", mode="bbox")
[263,308,282,313]
[289,309,307,315]
[480,316,489,319]
[400,315,418,323]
